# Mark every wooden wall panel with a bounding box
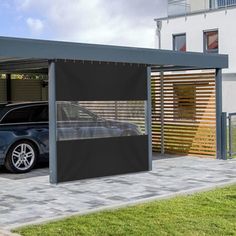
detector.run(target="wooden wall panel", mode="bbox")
[152,72,216,157]
[0,79,48,103]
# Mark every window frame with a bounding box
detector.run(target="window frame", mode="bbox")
[203,29,219,54]
[172,33,187,52]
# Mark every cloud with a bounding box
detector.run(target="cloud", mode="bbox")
[26,17,44,35]
[16,0,167,48]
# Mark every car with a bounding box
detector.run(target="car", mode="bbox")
[0,102,142,173]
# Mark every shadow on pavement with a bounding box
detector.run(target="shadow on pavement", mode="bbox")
[0,162,49,180]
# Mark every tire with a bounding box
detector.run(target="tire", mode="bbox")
[5,140,37,173]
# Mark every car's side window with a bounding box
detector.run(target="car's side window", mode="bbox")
[78,108,96,122]
[58,104,96,122]
[1,107,33,124]
[62,104,79,121]
[1,105,48,124]
[30,105,48,122]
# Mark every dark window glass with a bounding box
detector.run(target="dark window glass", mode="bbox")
[1,105,48,124]
[173,34,186,52]
[204,30,218,53]
[30,105,48,122]
[2,107,33,124]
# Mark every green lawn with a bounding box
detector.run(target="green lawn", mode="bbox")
[14,185,236,236]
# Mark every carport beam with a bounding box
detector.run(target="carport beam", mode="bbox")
[49,61,57,184]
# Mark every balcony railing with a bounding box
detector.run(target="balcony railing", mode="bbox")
[218,0,236,7]
[168,0,190,16]
[168,0,236,17]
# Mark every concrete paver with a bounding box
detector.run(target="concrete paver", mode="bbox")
[0,156,235,230]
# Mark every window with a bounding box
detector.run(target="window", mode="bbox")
[217,0,236,7]
[210,0,236,8]
[209,0,217,8]
[204,30,218,53]
[173,34,186,52]
[57,103,97,122]
[30,105,48,122]
[2,107,32,124]
[56,101,145,141]
[1,105,48,124]
[173,84,196,120]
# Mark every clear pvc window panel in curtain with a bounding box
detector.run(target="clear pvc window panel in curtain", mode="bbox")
[57,101,146,141]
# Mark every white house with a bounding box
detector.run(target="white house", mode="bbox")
[155,0,236,113]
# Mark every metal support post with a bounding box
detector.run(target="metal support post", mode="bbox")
[49,61,57,184]
[160,69,165,155]
[221,112,227,160]
[146,67,152,171]
[216,69,222,159]
[155,19,165,156]
[229,114,232,158]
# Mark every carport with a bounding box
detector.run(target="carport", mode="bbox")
[0,36,228,184]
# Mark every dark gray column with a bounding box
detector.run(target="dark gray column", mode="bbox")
[216,69,222,159]
[6,74,11,103]
[48,61,57,184]
[160,69,164,155]
[221,112,227,160]
[146,67,152,170]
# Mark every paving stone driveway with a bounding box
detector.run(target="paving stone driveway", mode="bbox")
[0,156,236,230]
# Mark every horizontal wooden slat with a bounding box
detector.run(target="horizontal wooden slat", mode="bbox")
[151,72,216,157]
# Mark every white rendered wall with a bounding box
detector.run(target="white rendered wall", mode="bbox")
[160,8,236,113]
[222,74,236,113]
[160,7,236,74]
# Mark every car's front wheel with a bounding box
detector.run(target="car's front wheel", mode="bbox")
[5,141,37,173]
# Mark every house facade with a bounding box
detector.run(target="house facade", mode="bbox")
[155,0,236,113]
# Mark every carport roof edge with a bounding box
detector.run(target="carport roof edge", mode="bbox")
[0,36,228,69]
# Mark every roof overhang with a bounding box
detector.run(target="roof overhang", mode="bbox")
[0,36,228,74]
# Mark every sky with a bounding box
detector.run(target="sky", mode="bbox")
[0,0,167,48]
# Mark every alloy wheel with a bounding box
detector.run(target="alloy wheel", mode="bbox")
[11,143,35,171]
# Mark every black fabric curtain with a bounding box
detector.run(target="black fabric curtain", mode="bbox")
[54,60,149,183]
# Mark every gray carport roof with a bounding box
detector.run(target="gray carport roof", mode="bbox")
[0,36,228,74]
[0,36,229,182]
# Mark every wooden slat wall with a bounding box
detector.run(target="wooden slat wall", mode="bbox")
[0,79,48,103]
[152,72,216,157]
[11,80,43,102]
